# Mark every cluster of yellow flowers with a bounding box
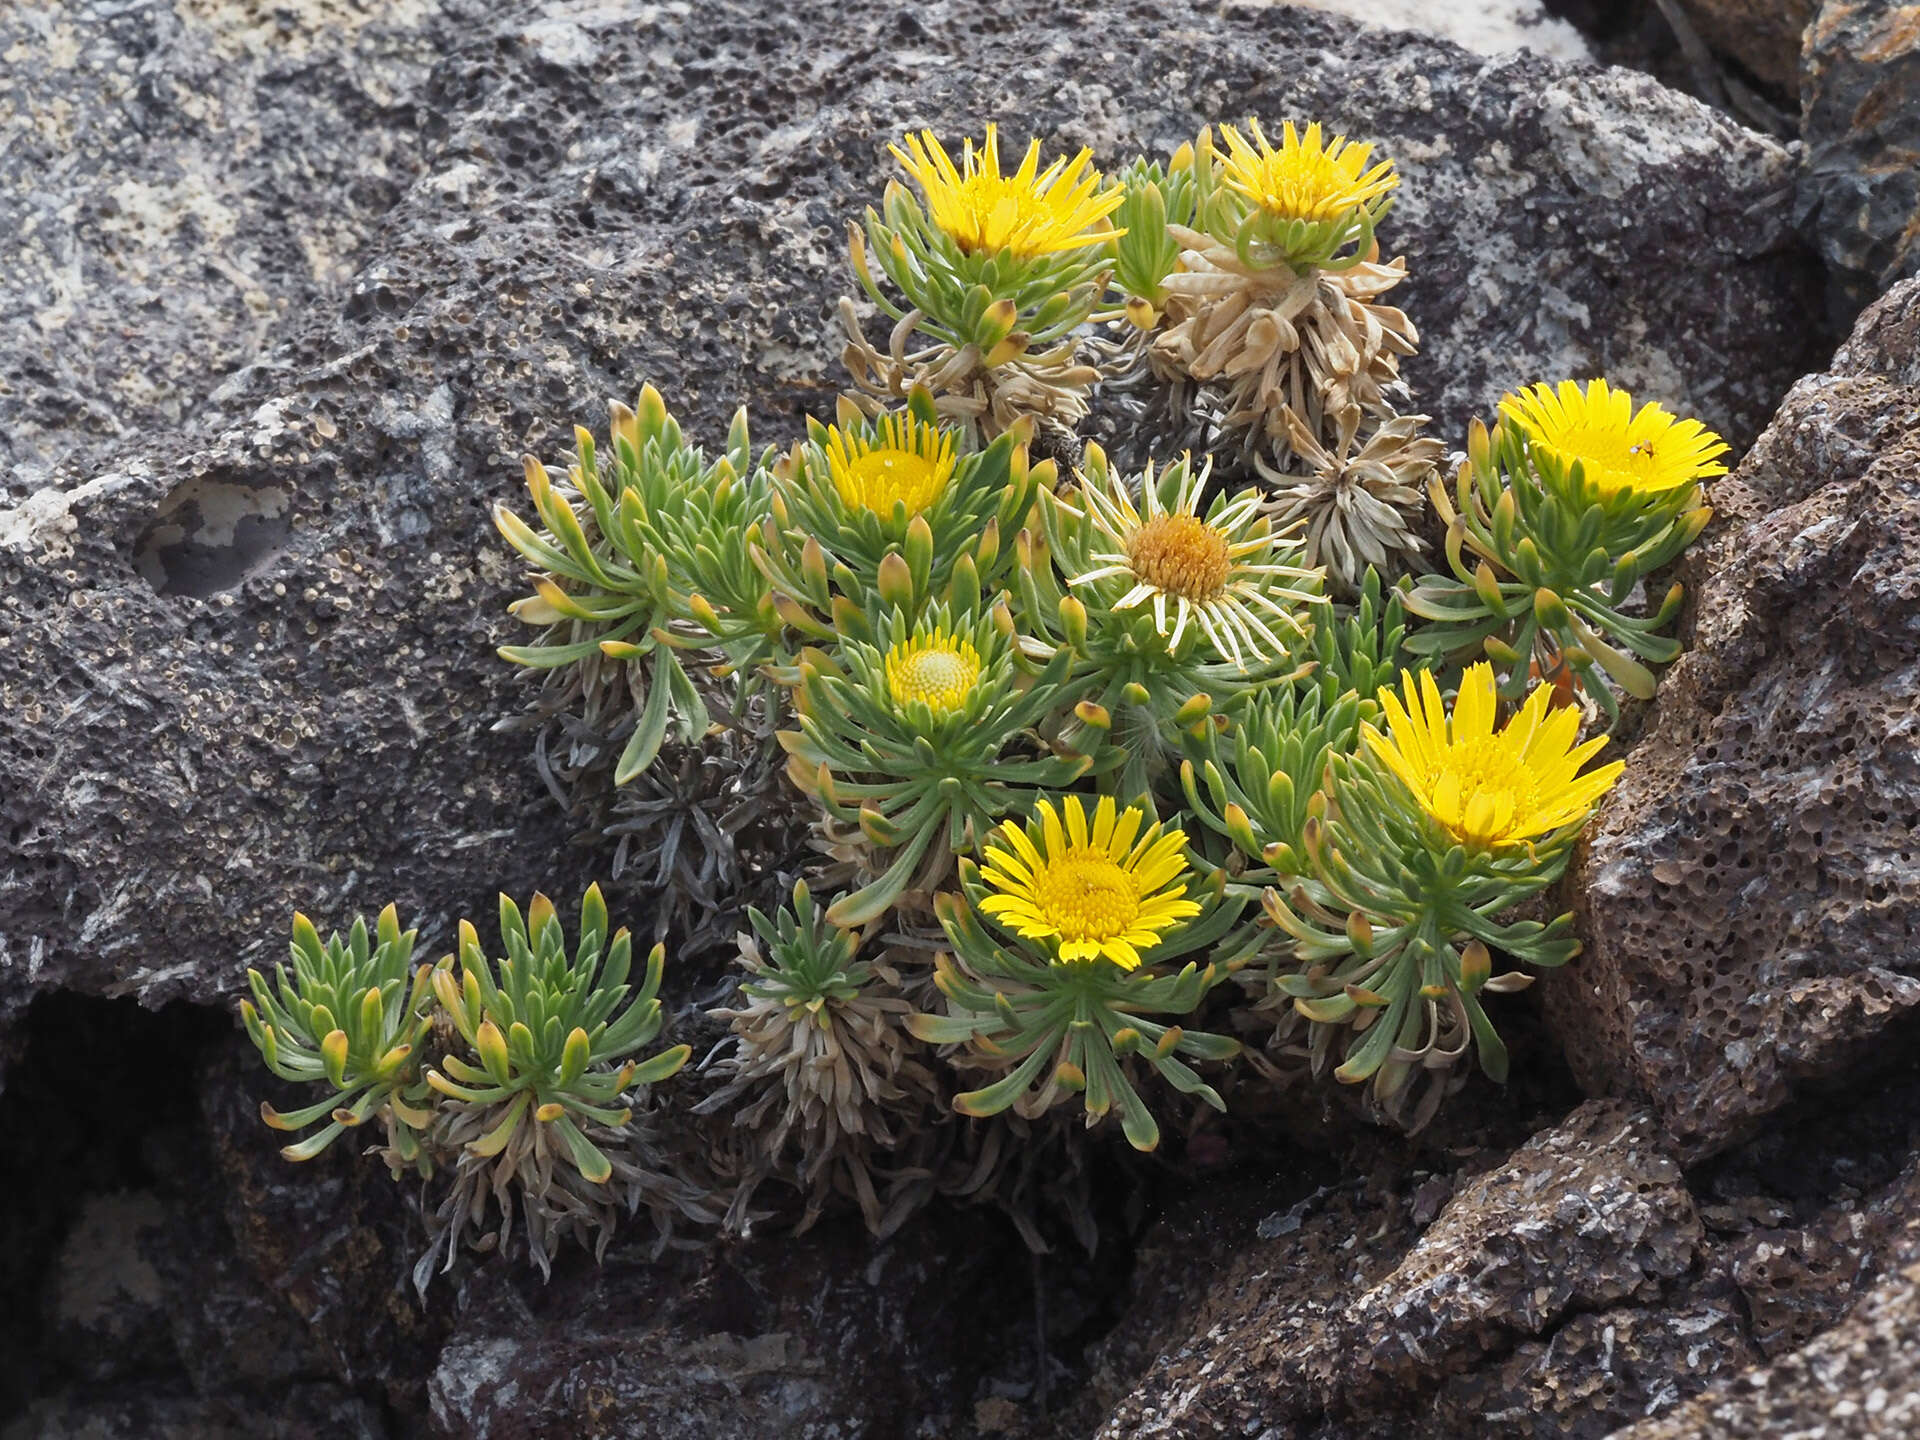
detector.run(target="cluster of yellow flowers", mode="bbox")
[246,112,1738,1287]
[244,114,1738,1290]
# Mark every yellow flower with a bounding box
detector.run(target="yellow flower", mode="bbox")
[1500,379,1730,498]
[885,628,982,718]
[978,796,1199,969]
[890,125,1126,261]
[1069,459,1321,669]
[1217,119,1397,223]
[1363,663,1624,849]
[823,410,958,517]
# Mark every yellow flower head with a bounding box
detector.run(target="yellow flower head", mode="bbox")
[1217,119,1397,223]
[978,796,1200,970]
[1069,458,1321,670]
[890,125,1126,261]
[823,410,958,517]
[1500,379,1730,499]
[884,627,982,718]
[1363,663,1624,849]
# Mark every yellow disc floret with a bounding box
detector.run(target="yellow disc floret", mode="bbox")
[1217,119,1397,223]
[824,410,958,517]
[891,124,1126,261]
[885,629,982,718]
[978,796,1200,970]
[1500,379,1730,498]
[1363,663,1625,849]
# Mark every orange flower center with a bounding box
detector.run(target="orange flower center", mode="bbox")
[1127,515,1231,600]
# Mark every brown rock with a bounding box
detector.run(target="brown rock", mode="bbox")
[1547,276,1920,1162]
[1679,0,1815,91]
[1094,1102,1713,1438]
[1798,0,1920,303]
[1605,1258,1920,1438]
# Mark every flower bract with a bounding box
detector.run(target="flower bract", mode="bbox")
[761,391,1041,617]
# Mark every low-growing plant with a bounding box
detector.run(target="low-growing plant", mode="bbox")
[697,880,937,1235]
[242,905,436,1173]
[494,386,779,785]
[1405,379,1726,718]
[1256,663,1621,1125]
[417,885,696,1280]
[777,595,1106,924]
[909,796,1249,1152]
[242,887,704,1286]
[841,125,1123,438]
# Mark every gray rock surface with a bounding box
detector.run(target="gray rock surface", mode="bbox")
[1545,275,1920,1163]
[0,0,469,494]
[0,0,1829,1052]
[1088,1078,1920,1439]
[1609,1256,1920,1439]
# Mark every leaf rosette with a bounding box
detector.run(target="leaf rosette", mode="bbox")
[1257,664,1622,1121]
[842,126,1125,436]
[1406,380,1725,719]
[1022,445,1324,793]
[424,885,690,1189]
[495,385,782,784]
[241,905,436,1171]
[777,597,1107,926]
[756,389,1043,627]
[908,795,1248,1152]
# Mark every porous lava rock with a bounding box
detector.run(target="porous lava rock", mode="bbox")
[1546,275,1920,1163]
[0,0,1829,1057]
[1799,0,1920,305]
[1086,1071,1920,1437]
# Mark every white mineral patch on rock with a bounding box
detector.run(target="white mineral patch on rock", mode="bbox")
[1232,0,1592,61]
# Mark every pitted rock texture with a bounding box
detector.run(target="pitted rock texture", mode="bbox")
[1679,0,1815,91]
[1093,1102,1717,1439]
[1798,0,1920,305]
[0,0,1831,1051]
[0,0,469,494]
[1546,276,1920,1163]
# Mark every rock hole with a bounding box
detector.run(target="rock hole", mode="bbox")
[131,476,291,598]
